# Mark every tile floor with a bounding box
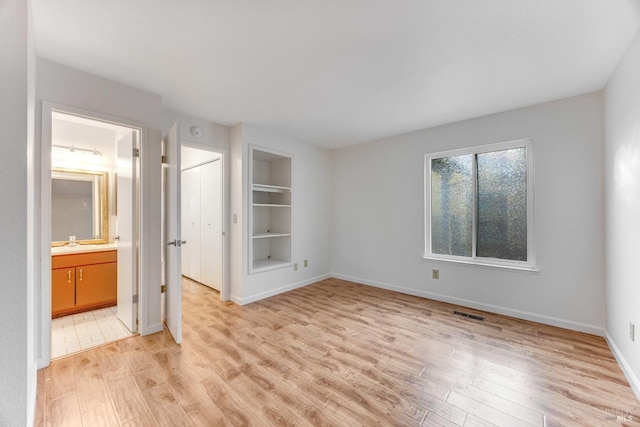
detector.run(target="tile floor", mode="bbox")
[51,306,134,359]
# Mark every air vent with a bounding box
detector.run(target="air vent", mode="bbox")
[453,310,485,322]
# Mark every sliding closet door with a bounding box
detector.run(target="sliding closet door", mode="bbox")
[182,166,201,283]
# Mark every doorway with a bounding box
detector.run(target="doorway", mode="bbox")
[43,109,141,360]
[162,128,228,345]
[180,145,223,292]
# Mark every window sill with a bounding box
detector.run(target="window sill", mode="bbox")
[422,256,540,273]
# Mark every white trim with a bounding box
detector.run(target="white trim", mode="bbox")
[424,138,536,270]
[39,102,151,366]
[332,273,604,336]
[604,332,640,401]
[236,273,331,305]
[144,322,164,335]
[422,256,540,272]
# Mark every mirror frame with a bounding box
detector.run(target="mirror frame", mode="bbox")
[51,168,109,246]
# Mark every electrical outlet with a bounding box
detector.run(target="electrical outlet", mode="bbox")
[304,259,308,268]
[233,213,238,224]
[294,263,298,271]
[432,269,439,280]
[631,323,635,342]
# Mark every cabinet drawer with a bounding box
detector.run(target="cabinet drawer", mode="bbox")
[52,250,117,269]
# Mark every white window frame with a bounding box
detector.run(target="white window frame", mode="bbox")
[424,138,536,271]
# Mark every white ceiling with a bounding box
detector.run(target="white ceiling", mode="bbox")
[33,1,640,149]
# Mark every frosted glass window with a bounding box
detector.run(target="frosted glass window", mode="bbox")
[476,148,527,261]
[425,140,535,269]
[430,155,473,257]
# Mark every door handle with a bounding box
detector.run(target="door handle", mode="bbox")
[67,270,72,283]
[79,268,83,281]
[167,240,187,246]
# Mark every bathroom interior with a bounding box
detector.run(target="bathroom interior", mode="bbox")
[49,113,225,359]
[49,112,137,359]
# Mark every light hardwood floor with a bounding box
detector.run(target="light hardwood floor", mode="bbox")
[36,277,639,426]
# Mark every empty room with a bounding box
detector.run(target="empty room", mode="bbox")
[2,1,640,426]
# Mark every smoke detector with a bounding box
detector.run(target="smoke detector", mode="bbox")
[190,126,203,138]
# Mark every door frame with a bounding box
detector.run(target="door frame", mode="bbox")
[39,102,146,368]
[180,141,229,302]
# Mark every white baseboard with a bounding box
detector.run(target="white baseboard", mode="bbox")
[237,273,332,305]
[140,322,164,336]
[332,273,605,336]
[27,360,37,427]
[605,332,640,401]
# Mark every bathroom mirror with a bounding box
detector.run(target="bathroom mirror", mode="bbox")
[51,168,109,246]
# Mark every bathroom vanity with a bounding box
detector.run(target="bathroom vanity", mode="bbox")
[51,244,117,318]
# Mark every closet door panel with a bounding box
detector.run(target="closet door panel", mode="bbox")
[200,161,222,290]
[182,167,201,282]
[180,168,192,278]
[189,166,202,282]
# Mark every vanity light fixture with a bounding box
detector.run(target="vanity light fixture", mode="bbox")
[52,144,102,157]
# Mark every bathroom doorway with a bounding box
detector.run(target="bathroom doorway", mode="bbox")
[43,109,141,360]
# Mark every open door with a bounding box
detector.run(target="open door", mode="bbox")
[116,130,137,332]
[164,123,182,344]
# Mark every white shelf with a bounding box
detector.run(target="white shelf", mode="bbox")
[252,258,293,272]
[249,146,293,275]
[253,183,290,193]
[253,232,291,239]
[252,203,291,208]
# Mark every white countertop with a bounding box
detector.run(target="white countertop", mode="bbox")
[51,243,118,255]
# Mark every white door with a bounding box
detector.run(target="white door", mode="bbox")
[200,160,222,290]
[164,123,182,344]
[184,167,201,282]
[116,131,137,332]
[180,168,192,279]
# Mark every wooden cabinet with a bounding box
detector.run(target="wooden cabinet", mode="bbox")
[51,250,117,318]
[51,268,75,314]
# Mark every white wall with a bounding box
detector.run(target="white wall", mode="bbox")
[37,59,164,343]
[332,92,605,334]
[231,124,333,303]
[604,28,640,396]
[0,0,34,425]
[162,109,230,152]
[230,124,244,300]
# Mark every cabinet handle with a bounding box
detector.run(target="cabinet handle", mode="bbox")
[79,268,83,281]
[67,270,72,283]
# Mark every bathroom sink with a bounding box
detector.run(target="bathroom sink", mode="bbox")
[51,243,118,255]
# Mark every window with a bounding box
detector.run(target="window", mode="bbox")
[424,139,535,270]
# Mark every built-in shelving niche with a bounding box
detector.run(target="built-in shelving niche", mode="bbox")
[249,146,293,273]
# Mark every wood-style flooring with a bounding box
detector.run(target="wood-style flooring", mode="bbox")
[35,277,639,426]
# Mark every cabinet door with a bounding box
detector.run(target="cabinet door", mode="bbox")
[52,268,75,316]
[200,161,222,290]
[75,262,117,308]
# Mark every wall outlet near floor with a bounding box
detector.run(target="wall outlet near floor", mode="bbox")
[630,322,635,342]
[304,259,308,268]
[432,269,439,280]
[294,263,298,271]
